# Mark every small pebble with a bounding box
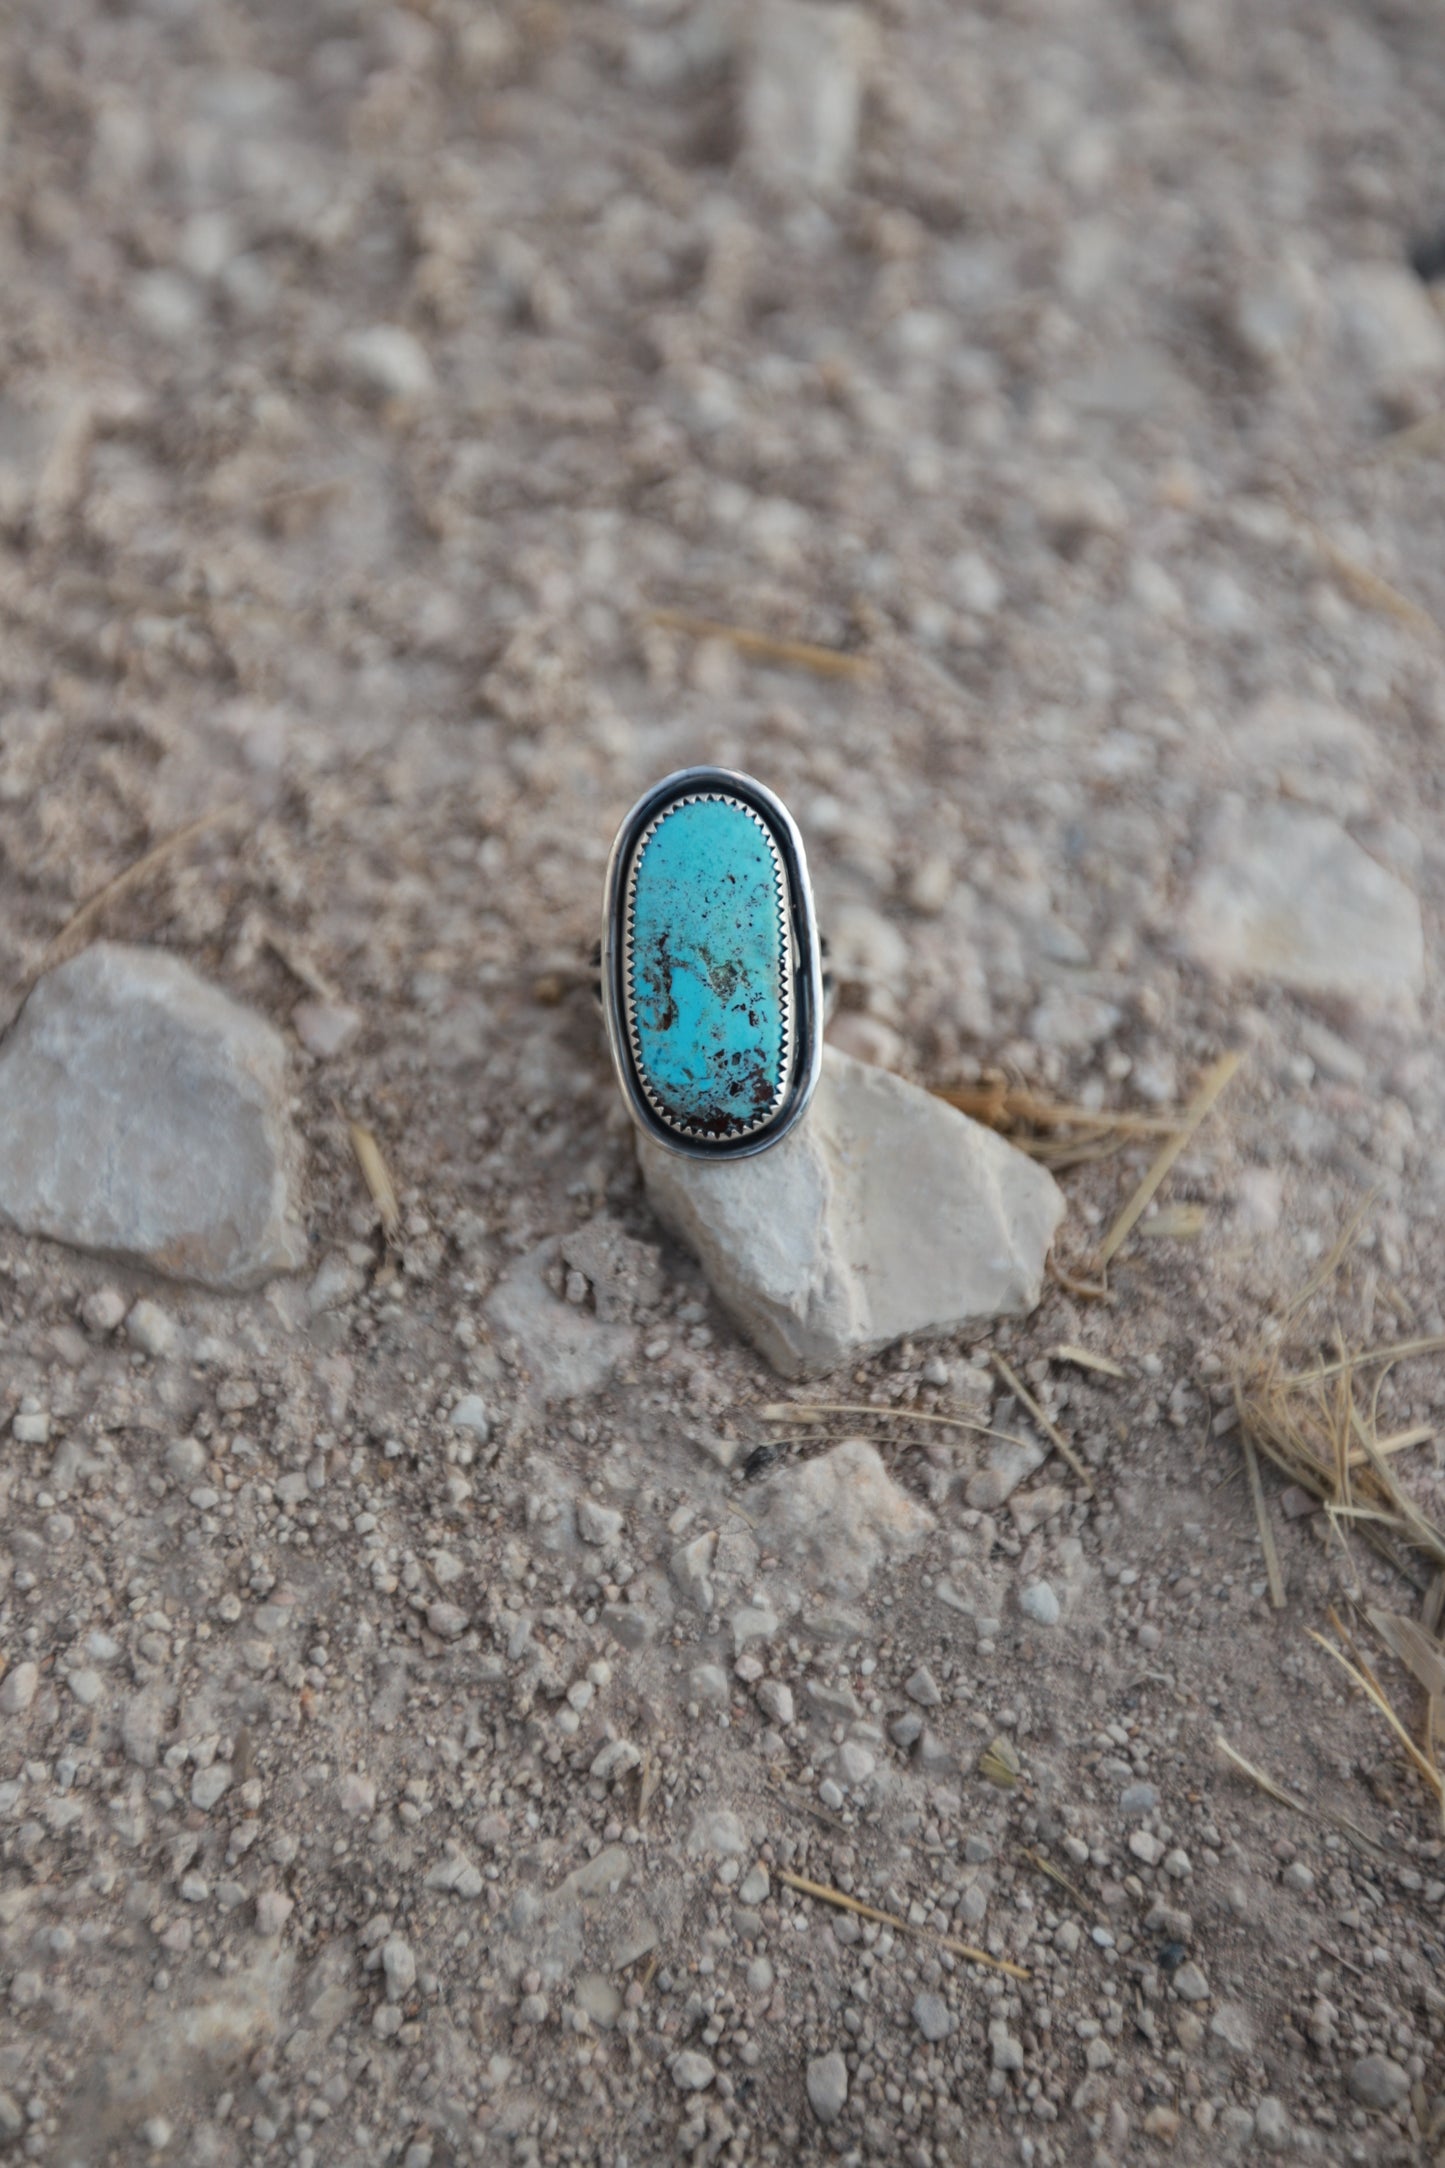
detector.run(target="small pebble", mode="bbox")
[989,2018,1024,2072]
[913,1991,952,2043]
[806,2050,848,2125]
[191,1763,232,1812]
[1018,1581,1061,1627]
[756,1678,794,1725]
[126,1300,180,1360]
[81,1285,127,1334]
[0,1663,39,1715]
[1347,2053,1410,2112]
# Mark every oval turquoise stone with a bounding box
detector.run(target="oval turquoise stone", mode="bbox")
[626,795,790,1136]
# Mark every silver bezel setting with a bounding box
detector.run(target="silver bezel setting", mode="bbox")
[602,767,824,1160]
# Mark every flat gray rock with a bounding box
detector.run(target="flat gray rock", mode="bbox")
[1182,803,1424,1012]
[486,1237,636,1403]
[754,1438,933,1597]
[0,943,306,1289]
[637,1048,1064,1378]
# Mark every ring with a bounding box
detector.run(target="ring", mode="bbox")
[601,767,824,1159]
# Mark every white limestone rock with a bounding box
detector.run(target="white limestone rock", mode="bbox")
[0,943,306,1289]
[1181,802,1424,1012]
[637,1048,1064,1378]
[741,1,875,199]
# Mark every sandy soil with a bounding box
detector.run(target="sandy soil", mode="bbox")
[2,3,1445,2164]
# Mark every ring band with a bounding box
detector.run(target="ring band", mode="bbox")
[601,767,824,1159]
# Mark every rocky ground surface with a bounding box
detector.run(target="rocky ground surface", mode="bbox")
[3,1,1445,2164]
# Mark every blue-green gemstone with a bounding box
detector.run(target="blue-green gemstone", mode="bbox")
[627,796,789,1136]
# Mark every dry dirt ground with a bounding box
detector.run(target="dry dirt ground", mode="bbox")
[3,2,1445,2164]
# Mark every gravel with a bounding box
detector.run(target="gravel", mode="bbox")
[912,1991,952,2043]
[1018,1580,1061,1626]
[805,2050,848,2125]
[1347,2053,1411,2112]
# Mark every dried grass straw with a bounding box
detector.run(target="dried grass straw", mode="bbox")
[1231,1202,1445,1823]
[648,607,875,681]
[931,1075,1179,1172]
[347,1122,401,1241]
[776,1869,1028,1980]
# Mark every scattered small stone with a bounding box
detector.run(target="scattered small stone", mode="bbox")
[989,2019,1024,2072]
[0,1663,39,1715]
[11,1401,49,1445]
[1018,1580,1061,1627]
[382,1935,417,2001]
[1128,1829,1164,1867]
[913,1991,952,2043]
[671,2050,715,2093]
[576,1497,624,1547]
[805,2049,848,2125]
[671,1530,717,1611]
[756,1679,794,1725]
[1347,2053,1409,2112]
[590,1739,641,1783]
[255,1889,294,1937]
[127,1300,181,1358]
[738,1866,769,1906]
[687,1808,746,1858]
[449,1395,490,1440]
[343,323,435,401]
[1172,1961,1209,2002]
[339,1773,376,1817]
[905,1665,942,1707]
[67,1669,103,1707]
[0,944,307,1287]
[965,1433,1046,1511]
[835,1740,874,1786]
[1120,1782,1158,1817]
[165,1437,206,1482]
[190,1763,232,1812]
[1210,2002,1256,2056]
[1256,2098,1291,2150]
[291,1000,362,1059]
[1010,1482,1068,1536]
[690,1663,729,1710]
[425,1852,483,1898]
[80,1285,127,1334]
[426,1601,468,1639]
[1281,1859,1314,1893]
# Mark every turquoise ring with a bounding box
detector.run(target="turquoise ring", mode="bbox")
[601,768,824,1158]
